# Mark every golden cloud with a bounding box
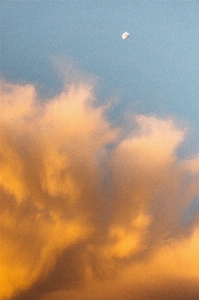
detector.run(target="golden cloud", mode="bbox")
[1,78,199,300]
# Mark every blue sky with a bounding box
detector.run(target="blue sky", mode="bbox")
[2,1,199,120]
[2,1,199,156]
[2,2,199,300]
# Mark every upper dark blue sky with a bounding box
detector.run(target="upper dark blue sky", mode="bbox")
[1,0,199,154]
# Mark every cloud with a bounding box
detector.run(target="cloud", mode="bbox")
[1,77,199,300]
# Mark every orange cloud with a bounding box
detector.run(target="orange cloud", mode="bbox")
[1,78,199,300]
[39,229,199,300]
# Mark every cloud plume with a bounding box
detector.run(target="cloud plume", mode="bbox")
[1,77,199,300]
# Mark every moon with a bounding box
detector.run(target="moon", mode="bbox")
[122,32,129,40]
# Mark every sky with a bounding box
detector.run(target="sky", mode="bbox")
[1,1,199,299]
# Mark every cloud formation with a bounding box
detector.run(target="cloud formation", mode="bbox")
[1,77,199,300]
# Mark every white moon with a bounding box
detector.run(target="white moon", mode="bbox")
[122,32,129,40]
